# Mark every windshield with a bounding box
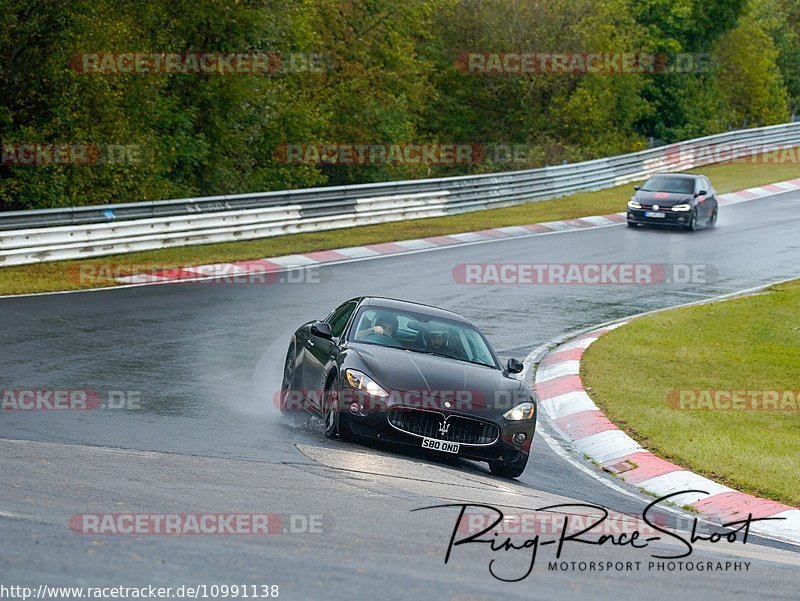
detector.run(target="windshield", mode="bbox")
[348,306,499,369]
[641,176,695,194]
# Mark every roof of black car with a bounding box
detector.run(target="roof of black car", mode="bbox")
[358,297,473,325]
[649,172,703,179]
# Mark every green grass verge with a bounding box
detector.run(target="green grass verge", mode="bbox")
[1,156,798,295]
[581,279,800,506]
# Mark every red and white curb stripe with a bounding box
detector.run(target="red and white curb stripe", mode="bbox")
[535,323,800,545]
[117,178,800,284]
[717,179,800,206]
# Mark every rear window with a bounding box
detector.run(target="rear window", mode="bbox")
[641,176,695,194]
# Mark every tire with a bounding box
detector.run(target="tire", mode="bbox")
[686,210,698,231]
[708,207,718,227]
[626,221,637,228]
[323,382,351,441]
[279,345,296,414]
[489,455,528,479]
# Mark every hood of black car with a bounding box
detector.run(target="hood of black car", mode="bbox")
[634,190,694,207]
[349,343,524,416]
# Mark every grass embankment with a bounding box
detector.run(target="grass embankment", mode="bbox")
[1,156,798,295]
[582,279,800,506]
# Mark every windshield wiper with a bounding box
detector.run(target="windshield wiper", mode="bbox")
[410,348,494,368]
[413,349,453,359]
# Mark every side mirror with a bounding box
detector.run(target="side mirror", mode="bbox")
[310,321,334,340]
[506,358,524,374]
[696,190,707,197]
[633,185,641,191]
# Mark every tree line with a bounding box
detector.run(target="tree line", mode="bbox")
[1,0,797,210]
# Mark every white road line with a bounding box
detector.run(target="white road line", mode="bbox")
[636,471,734,506]
[572,430,643,463]
[540,391,599,419]
[535,360,581,382]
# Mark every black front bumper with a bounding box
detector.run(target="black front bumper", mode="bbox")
[341,404,535,465]
[627,209,690,227]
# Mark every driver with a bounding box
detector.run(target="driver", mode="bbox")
[426,327,449,352]
[425,326,467,360]
[356,312,398,339]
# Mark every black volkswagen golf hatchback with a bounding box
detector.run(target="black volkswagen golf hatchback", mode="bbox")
[627,173,718,230]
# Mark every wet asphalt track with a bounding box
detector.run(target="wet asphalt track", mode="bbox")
[1,189,800,600]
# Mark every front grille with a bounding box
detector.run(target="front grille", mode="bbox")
[387,407,499,446]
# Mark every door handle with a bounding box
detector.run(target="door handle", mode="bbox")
[307,340,315,348]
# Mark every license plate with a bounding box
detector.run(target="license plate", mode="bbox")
[644,211,666,218]
[421,437,460,454]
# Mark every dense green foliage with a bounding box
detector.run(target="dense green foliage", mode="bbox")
[0,0,795,210]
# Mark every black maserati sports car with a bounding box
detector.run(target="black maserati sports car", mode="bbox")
[279,297,536,478]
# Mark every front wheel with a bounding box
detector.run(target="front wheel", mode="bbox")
[685,210,698,231]
[708,207,718,227]
[489,456,529,479]
[323,383,351,441]
[279,345,296,414]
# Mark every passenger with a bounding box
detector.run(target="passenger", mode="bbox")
[356,312,398,339]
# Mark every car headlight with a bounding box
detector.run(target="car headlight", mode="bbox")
[627,200,641,209]
[344,369,389,397]
[671,204,691,211]
[503,402,535,421]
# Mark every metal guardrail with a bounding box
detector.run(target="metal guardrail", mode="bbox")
[1,123,798,266]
